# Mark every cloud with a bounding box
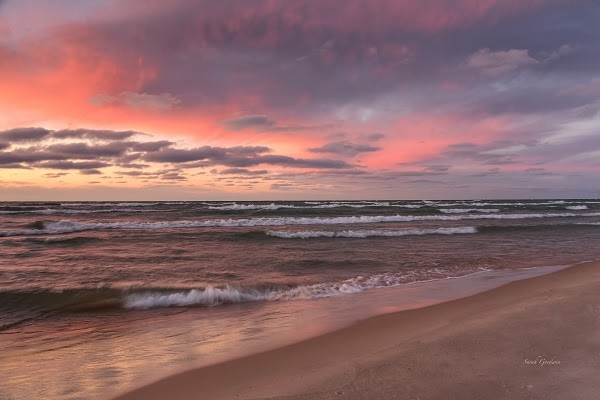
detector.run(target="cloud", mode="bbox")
[144,145,351,169]
[220,115,321,133]
[470,168,500,177]
[366,133,385,142]
[44,172,68,178]
[442,142,517,165]
[525,167,552,176]
[144,146,267,163]
[0,163,30,169]
[219,168,268,175]
[253,155,352,169]
[308,141,380,156]
[35,161,112,170]
[91,92,181,110]
[220,115,275,131]
[466,48,538,76]
[51,129,140,141]
[0,126,356,190]
[0,128,51,143]
[424,165,450,172]
[544,44,573,63]
[80,169,103,175]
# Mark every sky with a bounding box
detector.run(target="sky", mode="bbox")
[0,0,599,200]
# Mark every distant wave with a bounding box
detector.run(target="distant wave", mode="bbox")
[59,202,187,207]
[2,212,600,236]
[439,208,500,214]
[266,226,477,239]
[209,203,293,210]
[207,201,419,210]
[0,208,165,215]
[565,205,588,210]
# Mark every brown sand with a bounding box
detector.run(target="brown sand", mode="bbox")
[113,261,600,400]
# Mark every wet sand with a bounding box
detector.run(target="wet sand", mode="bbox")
[113,261,600,400]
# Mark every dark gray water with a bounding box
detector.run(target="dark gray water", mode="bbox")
[1,199,600,399]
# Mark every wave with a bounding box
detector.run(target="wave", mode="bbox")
[439,208,500,214]
[209,203,293,210]
[566,205,588,210]
[123,267,490,309]
[0,266,490,318]
[207,201,419,210]
[266,226,477,239]
[2,212,600,236]
[0,208,165,215]
[23,236,99,245]
[59,202,185,207]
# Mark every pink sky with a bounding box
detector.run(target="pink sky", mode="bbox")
[0,0,598,200]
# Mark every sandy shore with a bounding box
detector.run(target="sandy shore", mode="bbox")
[113,261,600,400]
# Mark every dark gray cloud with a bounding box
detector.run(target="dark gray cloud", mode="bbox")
[0,127,142,146]
[423,165,450,172]
[219,168,269,175]
[0,163,31,169]
[0,128,51,143]
[80,169,103,175]
[308,141,380,156]
[44,172,69,178]
[470,168,500,177]
[366,133,385,142]
[40,0,595,117]
[0,127,355,188]
[160,172,187,181]
[51,129,139,141]
[442,142,518,165]
[0,143,9,150]
[253,155,352,168]
[220,115,322,133]
[128,140,173,152]
[35,161,112,170]
[144,147,238,163]
[116,162,151,169]
[525,168,552,176]
[220,115,275,131]
[144,145,349,168]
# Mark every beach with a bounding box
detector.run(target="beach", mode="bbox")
[114,260,600,400]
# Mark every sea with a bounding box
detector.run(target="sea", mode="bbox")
[1,199,600,400]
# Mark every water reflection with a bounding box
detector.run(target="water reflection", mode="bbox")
[0,264,570,400]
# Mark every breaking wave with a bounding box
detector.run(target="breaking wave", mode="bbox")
[124,268,490,309]
[439,208,500,214]
[2,212,600,236]
[265,226,478,239]
[0,208,164,215]
[0,267,491,317]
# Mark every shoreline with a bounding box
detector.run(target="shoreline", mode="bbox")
[112,260,600,400]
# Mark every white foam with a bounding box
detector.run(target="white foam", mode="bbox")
[208,201,395,210]
[60,202,164,207]
[266,226,477,239]
[1,207,168,215]
[123,267,490,309]
[2,212,600,236]
[439,208,500,214]
[209,203,288,210]
[565,205,588,210]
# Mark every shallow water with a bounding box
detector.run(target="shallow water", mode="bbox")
[1,199,599,399]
